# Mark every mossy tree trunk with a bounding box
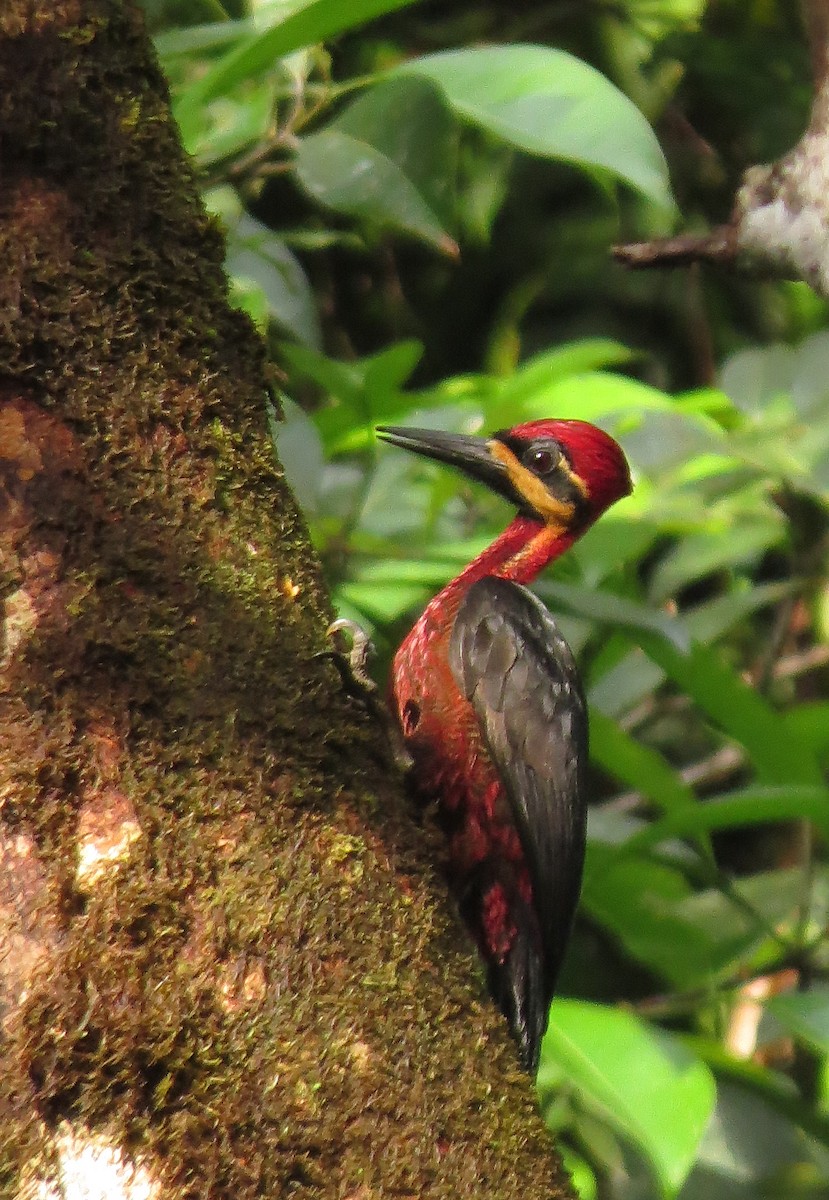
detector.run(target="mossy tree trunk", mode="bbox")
[0,3,574,1197]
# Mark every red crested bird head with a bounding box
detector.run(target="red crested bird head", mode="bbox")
[377,418,631,535]
[495,418,632,524]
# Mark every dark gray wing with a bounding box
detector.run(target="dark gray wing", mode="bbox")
[449,575,588,1068]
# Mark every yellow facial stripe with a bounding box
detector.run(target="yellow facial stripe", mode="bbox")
[511,521,570,574]
[487,439,586,525]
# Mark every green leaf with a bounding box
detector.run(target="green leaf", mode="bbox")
[294,129,456,253]
[535,579,690,652]
[623,786,829,853]
[188,87,274,167]
[493,339,637,411]
[270,398,325,513]
[283,340,423,451]
[338,580,429,623]
[175,0,420,120]
[491,372,718,452]
[720,343,796,417]
[633,635,824,787]
[348,558,456,591]
[588,710,703,822]
[571,514,662,589]
[581,849,711,987]
[720,331,829,423]
[154,19,253,61]
[649,522,782,602]
[155,18,256,61]
[589,582,791,718]
[683,1034,829,1149]
[326,77,458,232]
[685,1077,825,1195]
[784,703,829,769]
[767,986,829,1055]
[557,1147,598,1200]
[396,45,674,208]
[226,216,321,347]
[584,846,811,987]
[669,868,815,976]
[791,330,829,418]
[227,277,269,329]
[540,1001,715,1196]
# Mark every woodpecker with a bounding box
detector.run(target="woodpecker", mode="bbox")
[378,420,632,1072]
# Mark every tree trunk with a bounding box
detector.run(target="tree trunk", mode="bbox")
[0,3,573,1196]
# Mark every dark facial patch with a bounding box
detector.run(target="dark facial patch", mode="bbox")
[494,432,589,522]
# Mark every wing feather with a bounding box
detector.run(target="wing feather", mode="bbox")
[449,576,588,1066]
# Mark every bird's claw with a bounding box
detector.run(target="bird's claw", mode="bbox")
[322,618,413,774]
[324,618,378,699]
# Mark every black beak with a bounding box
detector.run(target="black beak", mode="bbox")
[376,425,518,505]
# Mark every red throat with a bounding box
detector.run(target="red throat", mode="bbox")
[425,516,578,629]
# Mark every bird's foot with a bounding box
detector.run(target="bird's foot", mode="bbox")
[322,619,413,774]
[325,618,378,700]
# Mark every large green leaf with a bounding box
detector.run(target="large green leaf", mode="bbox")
[581,849,715,987]
[271,399,325,514]
[649,521,783,602]
[494,370,692,428]
[490,340,638,415]
[324,77,458,232]
[396,45,673,207]
[155,19,257,60]
[189,86,275,167]
[669,868,820,976]
[584,844,814,987]
[785,702,829,770]
[295,130,455,252]
[540,1001,715,1196]
[283,340,423,451]
[339,580,429,623]
[536,579,690,651]
[293,78,458,252]
[721,331,829,422]
[680,1077,829,1198]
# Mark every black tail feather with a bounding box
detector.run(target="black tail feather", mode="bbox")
[488,922,548,1074]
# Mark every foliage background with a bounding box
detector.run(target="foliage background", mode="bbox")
[142,1,829,1196]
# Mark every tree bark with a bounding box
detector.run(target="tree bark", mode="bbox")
[0,3,573,1196]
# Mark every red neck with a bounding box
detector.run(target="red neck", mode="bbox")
[426,516,578,626]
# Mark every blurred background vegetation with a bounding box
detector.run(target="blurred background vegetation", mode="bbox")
[141,0,829,1195]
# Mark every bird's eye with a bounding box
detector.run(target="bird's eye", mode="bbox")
[522,444,559,475]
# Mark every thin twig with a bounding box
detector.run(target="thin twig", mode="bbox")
[776,643,829,677]
[612,226,737,271]
[749,594,798,693]
[631,965,805,1022]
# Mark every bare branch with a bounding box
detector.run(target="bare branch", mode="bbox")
[612,226,736,271]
